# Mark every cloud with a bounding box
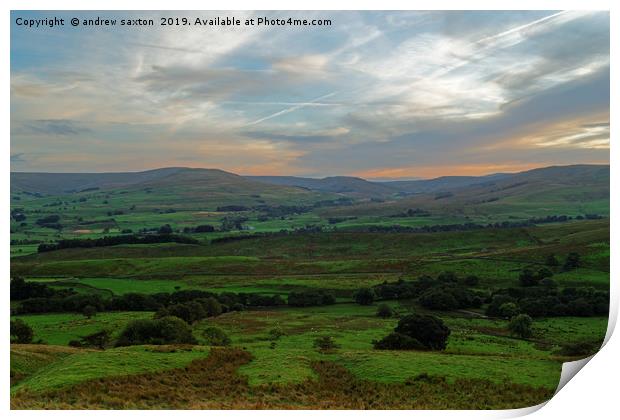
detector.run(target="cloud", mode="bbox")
[10,11,609,176]
[21,119,91,136]
[11,153,25,162]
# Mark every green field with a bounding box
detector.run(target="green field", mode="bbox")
[10,166,610,409]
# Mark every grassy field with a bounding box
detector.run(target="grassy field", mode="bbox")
[9,171,610,409]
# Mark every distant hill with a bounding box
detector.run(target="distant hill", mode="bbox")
[318,164,610,219]
[248,175,398,198]
[11,164,609,215]
[10,167,333,208]
[381,173,511,194]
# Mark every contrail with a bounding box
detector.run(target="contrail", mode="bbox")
[474,10,570,46]
[243,91,338,127]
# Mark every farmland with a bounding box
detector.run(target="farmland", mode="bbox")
[10,165,610,409]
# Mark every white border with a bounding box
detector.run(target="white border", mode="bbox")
[2,1,617,419]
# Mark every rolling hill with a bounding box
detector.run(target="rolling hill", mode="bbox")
[248,175,398,198]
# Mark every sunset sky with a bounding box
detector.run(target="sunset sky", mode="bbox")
[10,10,609,179]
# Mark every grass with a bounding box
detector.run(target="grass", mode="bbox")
[11,344,210,394]
[11,312,154,345]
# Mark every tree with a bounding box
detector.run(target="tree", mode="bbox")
[353,288,375,305]
[463,275,479,286]
[80,330,111,349]
[201,326,231,346]
[394,314,450,350]
[373,332,425,350]
[115,316,197,347]
[419,288,459,310]
[564,252,581,271]
[197,297,223,317]
[82,305,97,319]
[508,314,533,338]
[437,271,458,283]
[519,268,539,287]
[376,303,394,318]
[11,319,34,344]
[158,224,173,234]
[314,335,339,352]
[498,302,519,319]
[545,254,559,267]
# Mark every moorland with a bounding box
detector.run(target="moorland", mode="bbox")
[9,164,610,409]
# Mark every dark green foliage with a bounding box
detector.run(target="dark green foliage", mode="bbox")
[556,341,601,357]
[376,303,394,318]
[498,302,519,319]
[197,297,223,317]
[545,254,559,267]
[563,252,581,271]
[419,288,459,310]
[394,314,451,350]
[194,224,215,233]
[354,288,375,305]
[79,330,112,349]
[38,233,198,253]
[201,327,231,346]
[116,316,197,347]
[508,314,533,338]
[82,305,97,319]
[164,301,207,324]
[437,271,458,283]
[10,277,55,300]
[373,332,425,350]
[518,268,538,287]
[158,224,173,234]
[314,336,339,352]
[10,319,34,344]
[463,275,479,286]
[288,290,336,307]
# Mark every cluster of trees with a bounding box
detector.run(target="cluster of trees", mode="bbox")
[35,214,62,230]
[220,216,249,231]
[11,278,287,316]
[351,214,605,234]
[155,297,223,324]
[37,233,198,253]
[373,314,450,351]
[183,224,216,233]
[11,208,26,222]
[116,316,196,347]
[355,273,482,312]
[389,208,431,218]
[288,290,336,307]
[486,285,608,318]
[217,205,249,212]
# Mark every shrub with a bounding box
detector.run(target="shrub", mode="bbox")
[373,332,424,350]
[463,275,479,286]
[165,302,207,324]
[518,268,539,287]
[80,330,112,349]
[267,326,285,341]
[376,303,394,318]
[116,316,196,347]
[394,314,450,350]
[288,290,336,307]
[10,319,34,344]
[314,336,339,352]
[201,327,231,346]
[563,252,581,271]
[545,254,559,267]
[82,305,97,319]
[498,302,519,319]
[197,297,223,317]
[508,314,533,338]
[437,271,458,283]
[419,288,459,311]
[353,288,375,305]
[556,341,600,357]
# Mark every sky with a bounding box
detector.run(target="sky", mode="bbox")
[10,10,610,179]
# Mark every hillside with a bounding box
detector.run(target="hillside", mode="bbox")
[319,165,610,219]
[248,175,398,198]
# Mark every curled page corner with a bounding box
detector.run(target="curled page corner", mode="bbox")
[555,355,595,395]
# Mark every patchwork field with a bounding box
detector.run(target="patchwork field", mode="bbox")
[10,165,610,409]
